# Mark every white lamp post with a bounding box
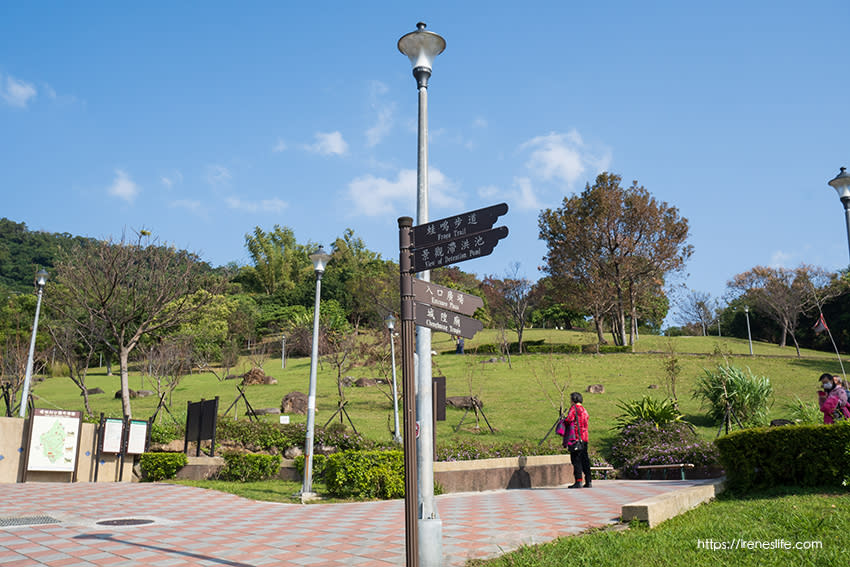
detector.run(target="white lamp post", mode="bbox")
[386,314,402,444]
[744,305,753,356]
[19,268,48,418]
[828,167,850,263]
[281,334,286,369]
[301,246,330,501]
[399,21,445,567]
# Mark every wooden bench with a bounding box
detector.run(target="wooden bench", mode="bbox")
[591,465,615,479]
[635,463,694,480]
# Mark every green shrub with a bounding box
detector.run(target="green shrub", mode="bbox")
[218,451,282,482]
[293,453,328,480]
[525,344,581,354]
[150,421,182,445]
[783,396,822,425]
[614,396,686,430]
[693,364,773,427]
[716,422,850,491]
[436,438,563,461]
[216,420,305,452]
[597,345,632,353]
[139,452,188,481]
[609,420,719,478]
[323,450,405,499]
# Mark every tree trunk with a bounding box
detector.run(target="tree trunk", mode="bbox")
[594,314,607,344]
[120,347,132,418]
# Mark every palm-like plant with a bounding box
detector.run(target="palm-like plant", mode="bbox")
[614,395,687,430]
[692,364,773,427]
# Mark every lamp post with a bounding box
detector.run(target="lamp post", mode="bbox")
[399,21,445,567]
[386,314,402,444]
[281,334,286,369]
[19,268,48,418]
[828,167,850,263]
[744,305,753,356]
[301,246,330,501]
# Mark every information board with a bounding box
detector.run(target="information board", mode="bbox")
[126,420,149,455]
[26,409,82,472]
[101,418,124,454]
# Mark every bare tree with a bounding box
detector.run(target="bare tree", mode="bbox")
[675,289,717,336]
[51,231,220,417]
[727,265,835,357]
[482,263,535,354]
[46,319,98,415]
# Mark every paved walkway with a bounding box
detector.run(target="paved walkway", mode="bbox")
[0,480,712,566]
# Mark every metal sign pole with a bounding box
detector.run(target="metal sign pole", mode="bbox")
[399,216,419,567]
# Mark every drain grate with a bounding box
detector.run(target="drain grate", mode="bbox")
[96,518,154,526]
[0,515,60,528]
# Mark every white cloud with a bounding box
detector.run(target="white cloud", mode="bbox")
[520,130,612,188]
[169,199,202,212]
[206,164,232,186]
[304,131,348,156]
[107,170,139,202]
[770,250,793,268]
[365,81,395,147]
[225,197,288,213]
[273,138,287,153]
[472,117,488,128]
[476,177,542,212]
[1,74,37,108]
[161,170,183,188]
[347,167,462,217]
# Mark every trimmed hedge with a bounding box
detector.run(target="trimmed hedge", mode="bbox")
[441,341,632,355]
[218,451,282,482]
[139,452,188,481]
[715,422,850,491]
[323,450,405,499]
[293,453,328,481]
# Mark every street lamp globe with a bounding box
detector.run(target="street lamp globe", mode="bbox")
[829,167,850,199]
[310,246,331,274]
[35,268,48,288]
[385,313,396,332]
[398,22,445,86]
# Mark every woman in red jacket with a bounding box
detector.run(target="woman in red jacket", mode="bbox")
[818,373,850,424]
[564,392,591,488]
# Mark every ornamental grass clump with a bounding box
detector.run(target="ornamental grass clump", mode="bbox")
[613,395,687,430]
[609,420,719,478]
[693,364,773,427]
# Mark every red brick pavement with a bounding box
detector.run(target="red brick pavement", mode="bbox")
[0,480,710,566]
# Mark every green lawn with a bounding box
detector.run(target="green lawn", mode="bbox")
[29,330,839,453]
[467,487,850,566]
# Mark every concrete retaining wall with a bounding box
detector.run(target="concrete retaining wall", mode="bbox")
[0,416,134,483]
[621,478,725,527]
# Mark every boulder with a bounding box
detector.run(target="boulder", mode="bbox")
[253,407,281,416]
[446,396,482,410]
[263,376,278,385]
[647,384,659,389]
[135,389,155,398]
[281,391,308,415]
[115,389,137,399]
[241,367,274,385]
[83,387,105,396]
[354,378,378,387]
[770,419,794,427]
[284,446,303,459]
[586,384,605,394]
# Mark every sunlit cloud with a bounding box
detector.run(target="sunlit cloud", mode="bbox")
[304,131,348,156]
[520,130,612,188]
[273,138,287,153]
[225,197,288,213]
[206,164,232,186]
[347,167,462,217]
[107,169,139,202]
[1,73,37,108]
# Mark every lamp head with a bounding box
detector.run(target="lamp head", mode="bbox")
[398,22,445,87]
[309,246,331,274]
[35,268,48,288]
[385,313,396,331]
[828,167,850,200]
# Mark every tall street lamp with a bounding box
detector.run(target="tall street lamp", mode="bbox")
[399,21,445,567]
[744,305,753,356]
[301,246,330,501]
[386,314,402,444]
[19,268,48,418]
[828,166,850,263]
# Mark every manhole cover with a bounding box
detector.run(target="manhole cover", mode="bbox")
[0,515,60,527]
[96,518,155,526]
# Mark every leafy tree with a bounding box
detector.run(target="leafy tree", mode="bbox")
[50,231,221,417]
[240,225,307,295]
[539,172,691,346]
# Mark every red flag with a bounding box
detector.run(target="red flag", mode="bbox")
[813,313,829,334]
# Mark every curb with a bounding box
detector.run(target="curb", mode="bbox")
[621,478,725,527]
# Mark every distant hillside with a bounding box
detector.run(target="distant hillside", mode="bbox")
[0,218,96,293]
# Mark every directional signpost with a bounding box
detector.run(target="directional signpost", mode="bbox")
[398,202,508,567]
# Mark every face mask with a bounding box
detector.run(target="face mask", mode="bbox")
[823,382,834,391]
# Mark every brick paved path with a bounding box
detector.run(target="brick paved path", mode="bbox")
[0,480,708,566]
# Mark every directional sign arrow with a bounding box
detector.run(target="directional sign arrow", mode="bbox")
[412,202,508,248]
[412,279,484,316]
[411,225,509,273]
[414,301,484,339]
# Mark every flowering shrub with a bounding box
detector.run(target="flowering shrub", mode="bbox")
[609,420,719,478]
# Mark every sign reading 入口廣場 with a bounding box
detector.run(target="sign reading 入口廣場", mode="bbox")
[412,279,483,316]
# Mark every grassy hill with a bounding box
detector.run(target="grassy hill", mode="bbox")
[27,329,838,453]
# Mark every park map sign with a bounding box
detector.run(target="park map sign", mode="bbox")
[26,409,82,473]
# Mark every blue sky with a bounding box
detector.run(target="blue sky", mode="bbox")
[2,1,849,323]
